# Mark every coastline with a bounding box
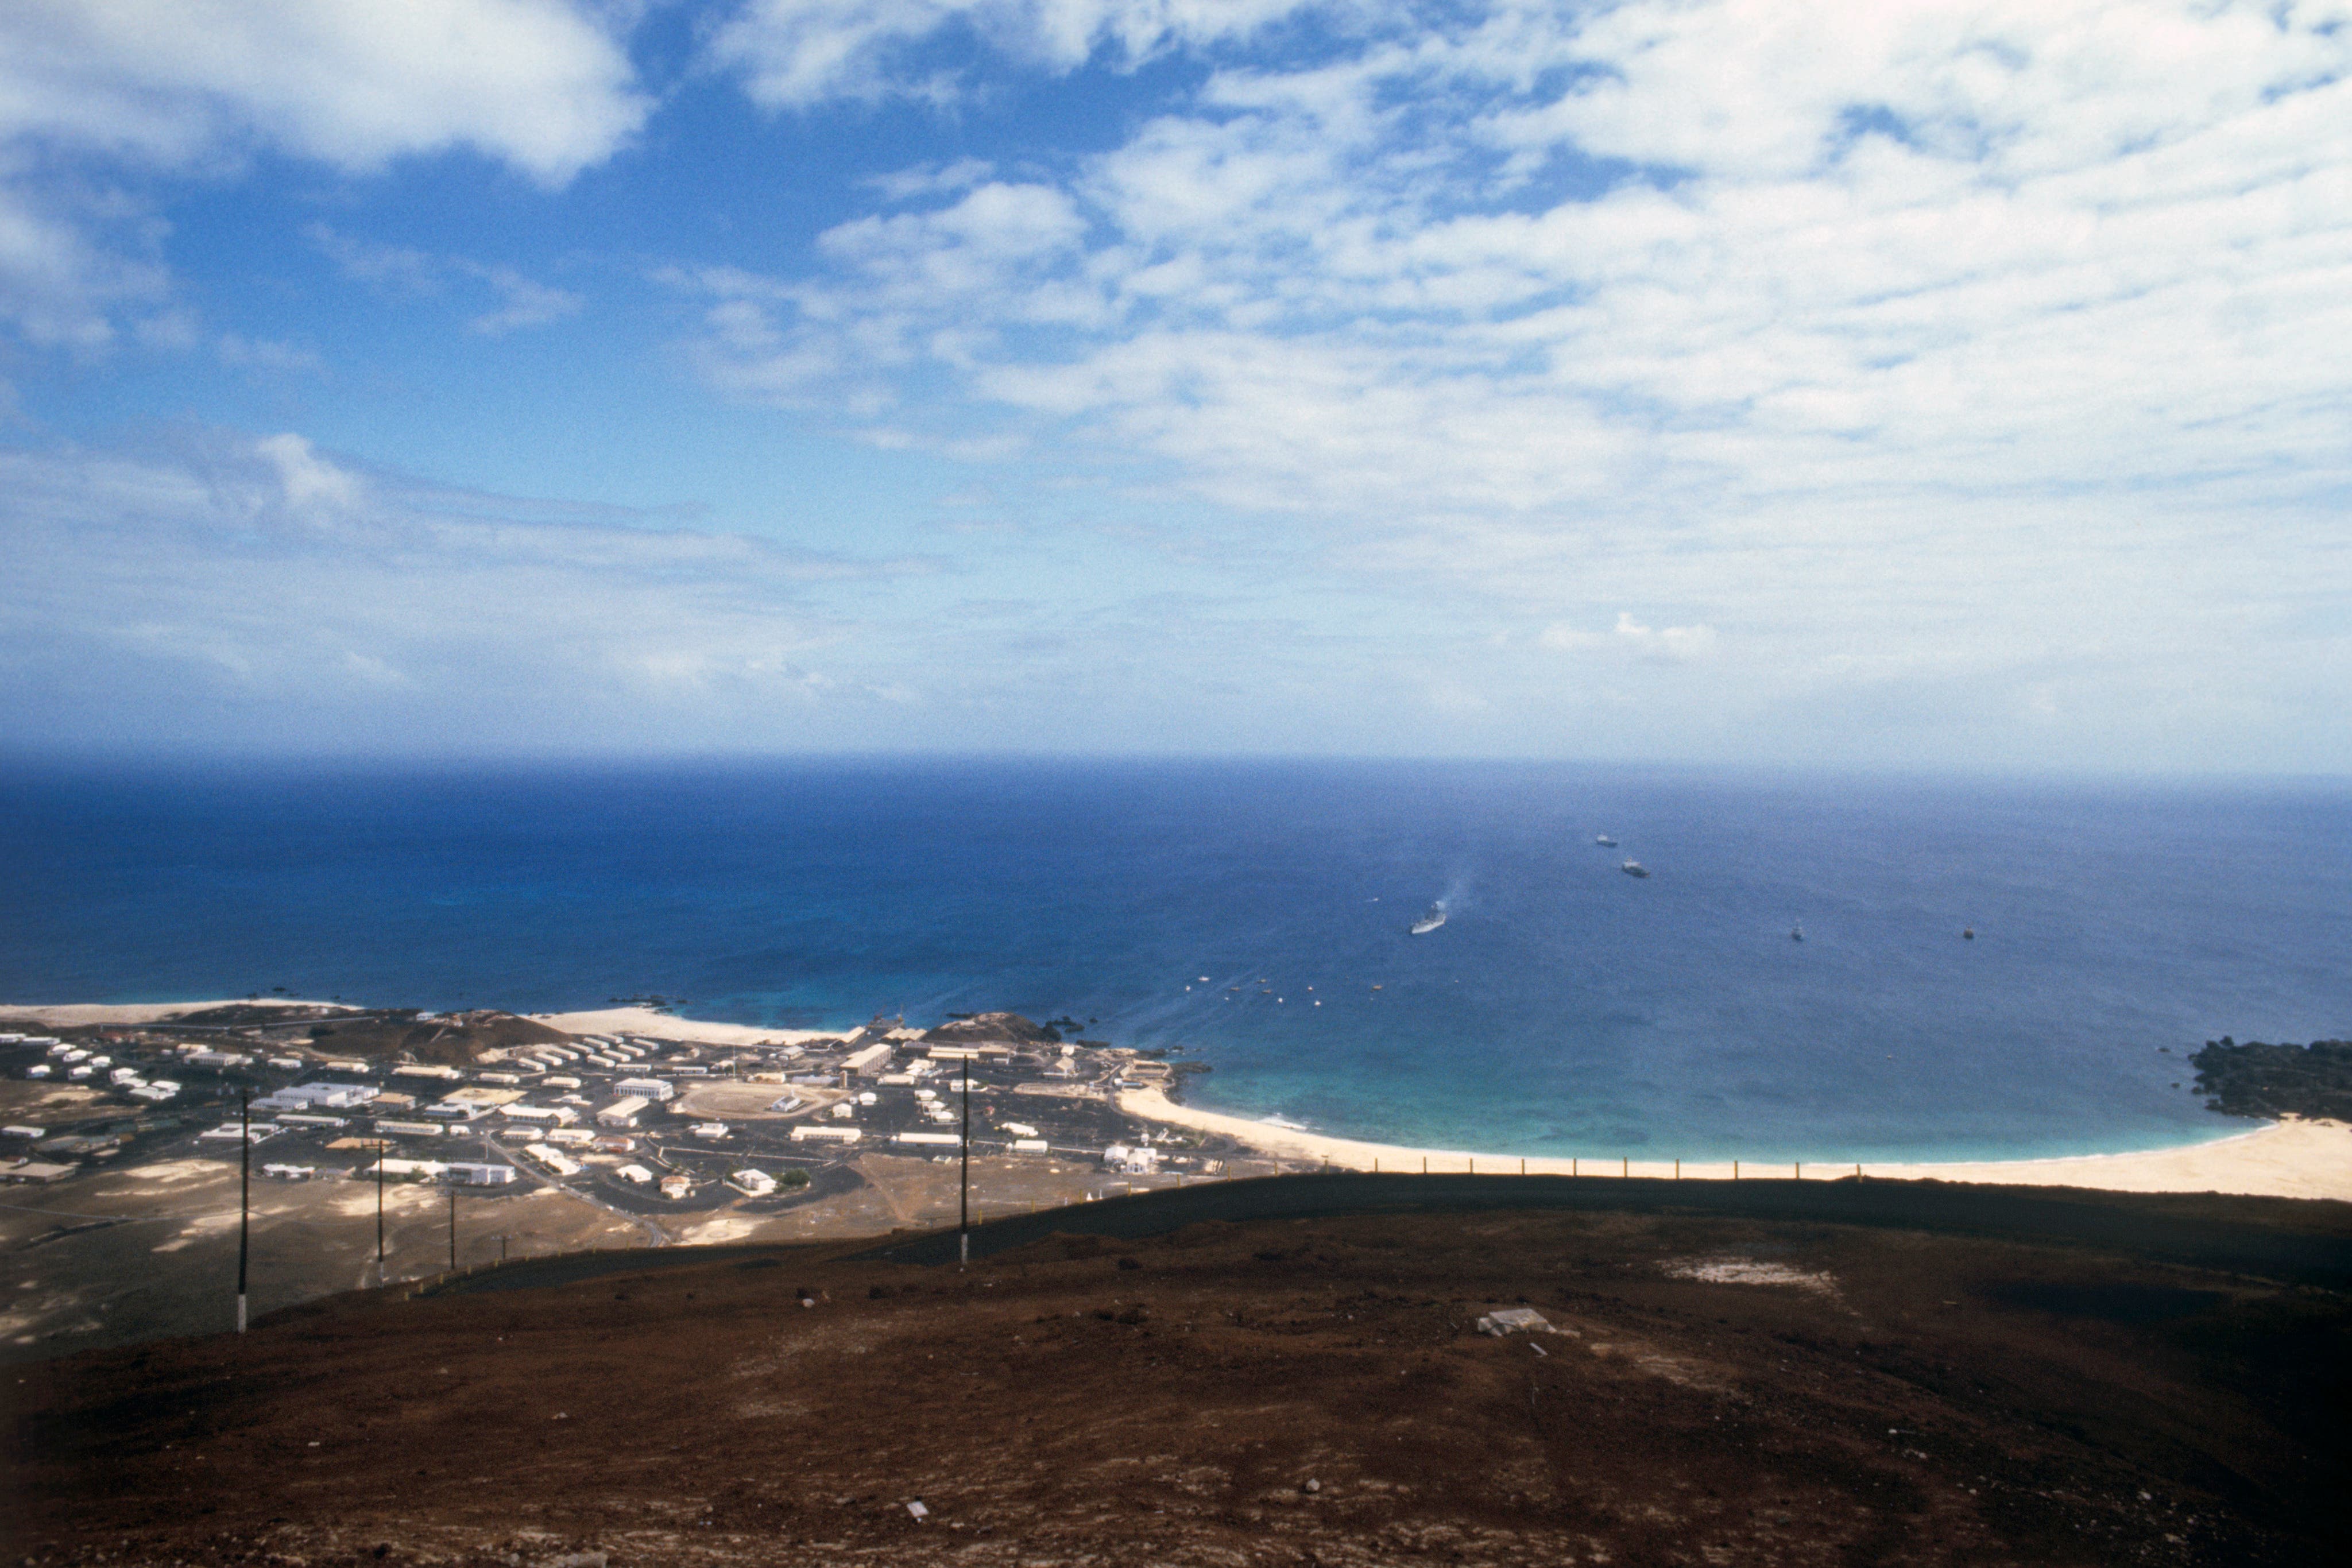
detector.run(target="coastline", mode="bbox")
[12,996,2341,1202]
[1118,1087,2352,1202]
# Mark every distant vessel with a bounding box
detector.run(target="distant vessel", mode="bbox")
[1790,924,1804,942]
[1410,902,1447,934]
[1963,927,1975,940]
[1595,834,1616,847]
[1620,861,1650,878]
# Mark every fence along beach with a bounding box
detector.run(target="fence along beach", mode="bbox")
[1114,1084,2352,1202]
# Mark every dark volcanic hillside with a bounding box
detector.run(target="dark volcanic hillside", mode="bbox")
[10,1188,2351,1567]
[302,1008,571,1066]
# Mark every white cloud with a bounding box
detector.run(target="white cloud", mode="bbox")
[0,1,647,181]
[711,0,1326,107]
[0,1,645,348]
[1541,614,1716,664]
[667,1,2352,767]
[0,429,949,753]
[308,223,585,336]
[682,0,2352,552]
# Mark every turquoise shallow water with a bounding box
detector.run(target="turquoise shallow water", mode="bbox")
[2,758,2345,1162]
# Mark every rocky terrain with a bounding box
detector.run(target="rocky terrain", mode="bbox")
[2192,1036,2352,1121]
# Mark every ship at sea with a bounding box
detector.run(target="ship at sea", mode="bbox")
[1620,860,1650,878]
[1595,833,1616,846]
[1410,901,1447,935]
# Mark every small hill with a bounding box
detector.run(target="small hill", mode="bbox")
[304,1009,571,1067]
[921,1010,1062,1045]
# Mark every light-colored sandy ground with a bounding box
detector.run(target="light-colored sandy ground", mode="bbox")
[535,1006,837,1047]
[1118,1087,2352,1201]
[1,1000,832,1045]
[1,999,357,1025]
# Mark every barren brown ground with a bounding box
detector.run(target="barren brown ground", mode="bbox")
[9,1197,2350,1567]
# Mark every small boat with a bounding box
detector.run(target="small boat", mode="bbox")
[1962,927,1975,941]
[1595,834,1616,847]
[1410,902,1446,935]
[1790,924,1804,942]
[1620,861,1649,878]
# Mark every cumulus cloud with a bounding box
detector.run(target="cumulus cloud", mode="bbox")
[682,0,2352,536]
[0,1,645,347]
[0,0,647,181]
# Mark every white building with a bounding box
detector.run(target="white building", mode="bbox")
[842,1042,892,1075]
[444,1163,516,1186]
[790,1124,862,1144]
[596,1095,649,1128]
[1102,1143,1160,1175]
[733,1168,777,1197]
[523,1143,583,1176]
[261,1081,373,1109]
[613,1077,675,1103]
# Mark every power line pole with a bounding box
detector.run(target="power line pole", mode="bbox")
[959,1054,970,1269]
[237,1090,250,1334]
[376,1138,386,1273]
[448,1184,457,1272]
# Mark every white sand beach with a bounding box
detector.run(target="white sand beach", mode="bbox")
[0,999,359,1025]
[534,1005,838,1048]
[1119,1086,2352,1202]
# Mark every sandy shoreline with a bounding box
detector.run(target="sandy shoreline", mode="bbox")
[1119,1087,2352,1202]
[0,998,837,1049]
[531,1006,839,1048]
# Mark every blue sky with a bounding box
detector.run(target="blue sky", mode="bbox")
[2,1,2347,769]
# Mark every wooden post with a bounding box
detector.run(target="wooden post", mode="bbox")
[1795,1162,1801,1180]
[1572,1157,1578,1177]
[1734,1160,1739,1179]
[1422,1155,1427,1174]
[1674,1157,1680,1179]
[236,1091,249,1334]
[1468,1157,1473,1174]
[447,1185,457,1272]
[1520,1157,1526,1175]
[1622,1156,1628,1178]
[959,1056,970,1269]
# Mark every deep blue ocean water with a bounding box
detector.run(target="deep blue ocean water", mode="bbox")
[2,759,2345,1162]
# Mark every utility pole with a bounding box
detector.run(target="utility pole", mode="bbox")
[237,1090,250,1334]
[448,1184,457,1272]
[959,1055,970,1269]
[376,1139,386,1272]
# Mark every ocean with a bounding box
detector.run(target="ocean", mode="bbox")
[3,758,2345,1163]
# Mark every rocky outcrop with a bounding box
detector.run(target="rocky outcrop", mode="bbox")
[2191,1036,2352,1120]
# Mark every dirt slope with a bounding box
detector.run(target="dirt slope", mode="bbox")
[10,1195,2350,1567]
